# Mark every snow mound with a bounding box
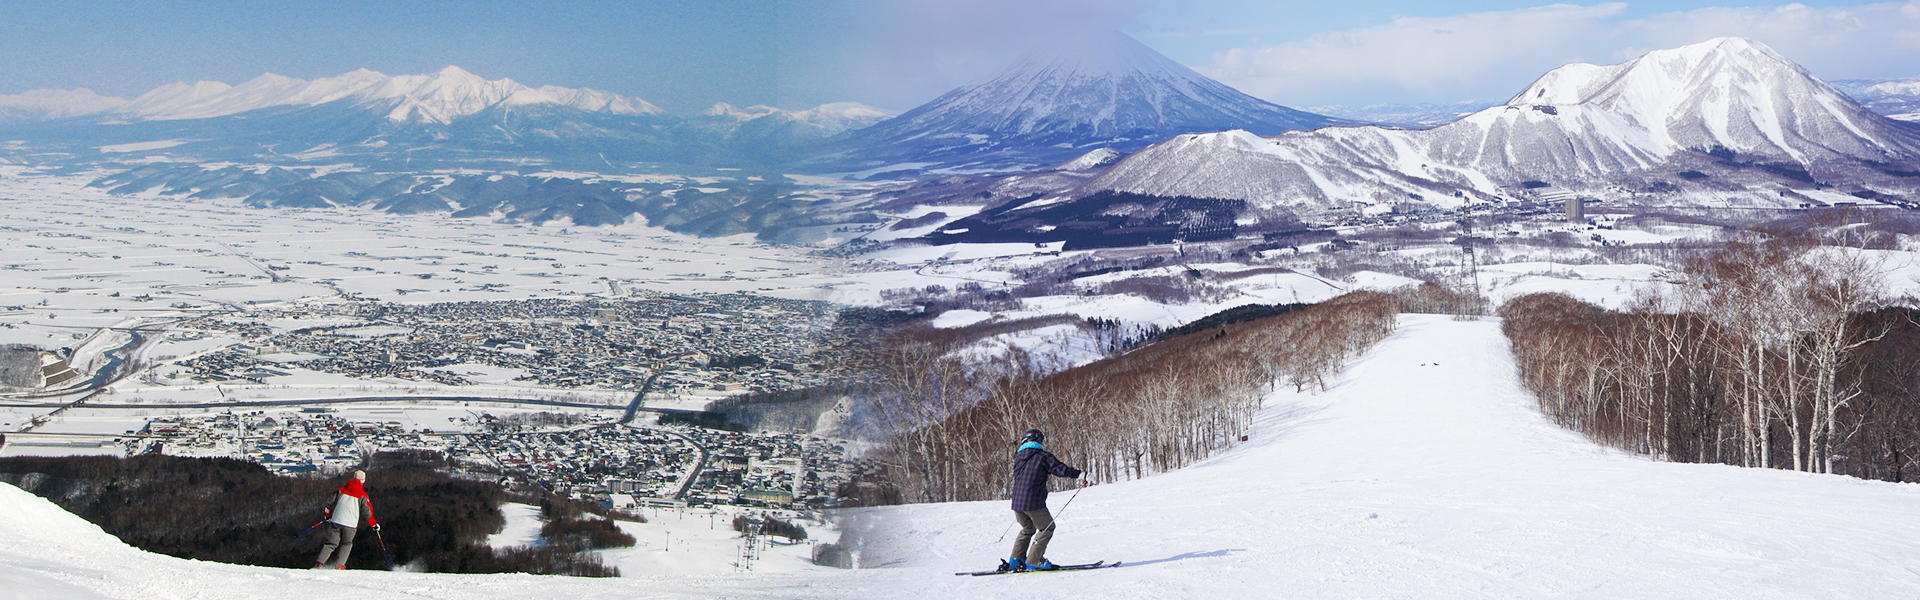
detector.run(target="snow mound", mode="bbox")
[0,481,128,550]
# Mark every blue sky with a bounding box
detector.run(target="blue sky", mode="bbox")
[1,1,1916,113]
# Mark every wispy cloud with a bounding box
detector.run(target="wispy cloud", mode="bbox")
[1202,1,1920,107]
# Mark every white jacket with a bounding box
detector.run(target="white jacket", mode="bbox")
[328,491,372,527]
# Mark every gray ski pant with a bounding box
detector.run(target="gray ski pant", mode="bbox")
[316,522,359,567]
[1010,507,1055,563]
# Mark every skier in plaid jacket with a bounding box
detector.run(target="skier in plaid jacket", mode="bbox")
[1007,429,1084,571]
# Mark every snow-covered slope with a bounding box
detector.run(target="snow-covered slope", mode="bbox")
[1084,38,1920,213]
[1050,147,1123,172]
[9,314,1920,598]
[826,30,1347,173]
[0,478,881,599]
[859,314,1920,597]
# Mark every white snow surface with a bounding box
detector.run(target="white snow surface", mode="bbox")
[8,315,1920,598]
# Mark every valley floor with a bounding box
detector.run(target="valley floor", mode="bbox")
[6,314,1920,598]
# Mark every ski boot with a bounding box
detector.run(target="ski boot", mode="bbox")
[1002,557,1028,572]
[1029,559,1058,571]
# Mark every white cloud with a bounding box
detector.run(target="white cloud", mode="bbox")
[1203,1,1920,107]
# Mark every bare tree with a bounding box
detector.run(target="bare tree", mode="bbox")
[854,292,1397,503]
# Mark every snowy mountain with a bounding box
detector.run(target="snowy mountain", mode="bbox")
[818,30,1348,176]
[9,315,1920,598]
[683,102,900,163]
[19,67,662,124]
[1497,38,1912,164]
[0,88,127,122]
[1306,101,1493,128]
[0,67,900,173]
[702,101,896,136]
[1050,147,1124,172]
[1830,78,1920,122]
[1079,38,1920,216]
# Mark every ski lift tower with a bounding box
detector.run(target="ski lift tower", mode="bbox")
[1455,215,1483,317]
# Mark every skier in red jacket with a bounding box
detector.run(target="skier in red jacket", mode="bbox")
[314,470,379,569]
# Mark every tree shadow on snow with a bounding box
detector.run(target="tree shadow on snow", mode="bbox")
[1120,548,1243,567]
[1252,401,1329,441]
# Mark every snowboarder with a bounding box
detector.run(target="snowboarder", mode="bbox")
[1008,428,1084,571]
[314,469,379,569]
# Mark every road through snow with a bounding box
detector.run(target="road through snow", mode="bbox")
[5,314,1919,599]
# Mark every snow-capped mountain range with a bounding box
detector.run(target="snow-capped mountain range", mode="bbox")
[0,88,128,122]
[2,66,663,125]
[1828,78,1920,122]
[0,66,900,172]
[1305,101,1495,128]
[702,101,895,136]
[817,30,1349,175]
[1078,38,1920,214]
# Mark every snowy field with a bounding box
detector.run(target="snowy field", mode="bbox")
[0,168,857,350]
[486,501,837,577]
[8,314,1920,598]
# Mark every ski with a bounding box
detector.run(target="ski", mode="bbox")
[955,560,1118,576]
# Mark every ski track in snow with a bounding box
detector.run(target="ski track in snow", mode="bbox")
[6,314,1920,598]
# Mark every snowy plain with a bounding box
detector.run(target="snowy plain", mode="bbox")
[7,314,1920,598]
[0,167,856,350]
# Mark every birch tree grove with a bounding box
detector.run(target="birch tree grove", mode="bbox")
[1500,234,1920,479]
[856,292,1397,504]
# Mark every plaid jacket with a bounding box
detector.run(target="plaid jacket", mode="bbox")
[1010,447,1082,512]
